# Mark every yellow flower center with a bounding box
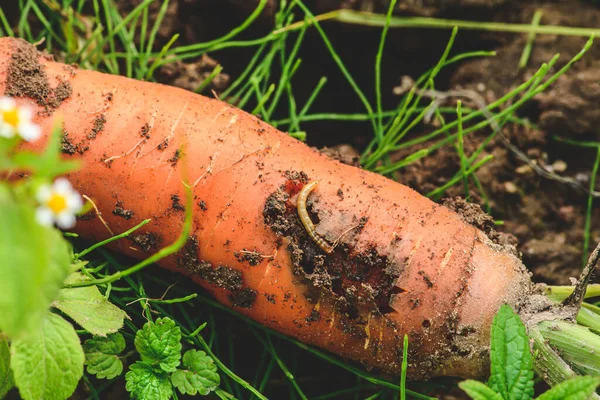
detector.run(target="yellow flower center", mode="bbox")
[47,194,68,213]
[2,109,20,128]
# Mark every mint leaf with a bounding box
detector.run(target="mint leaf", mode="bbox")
[83,333,126,380]
[10,312,84,400]
[171,350,220,395]
[134,318,182,373]
[536,376,600,400]
[0,186,72,338]
[488,304,534,400]
[0,334,13,398]
[125,362,172,400]
[53,272,128,336]
[459,380,504,400]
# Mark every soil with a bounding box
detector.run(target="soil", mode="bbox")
[112,201,135,220]
[5,38,73,112]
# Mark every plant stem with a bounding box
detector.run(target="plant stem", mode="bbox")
[537,320,600,376]
[562,241,600,311]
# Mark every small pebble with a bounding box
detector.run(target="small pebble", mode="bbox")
[504,181,519,193]
[552,160,567,172]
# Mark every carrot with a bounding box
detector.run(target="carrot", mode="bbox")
[0,37,532,380]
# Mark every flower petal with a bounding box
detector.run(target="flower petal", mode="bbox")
[18,123,41,142]
[17,107,33,121]
[36,184,53,203]
[0,123,15,138]
[56,212,76,229]
[0,97,16,111]
[35,207,54,227]
[66,192,83,212]
[53,178,73,194]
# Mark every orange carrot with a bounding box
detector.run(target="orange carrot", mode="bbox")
[0,37,531,380]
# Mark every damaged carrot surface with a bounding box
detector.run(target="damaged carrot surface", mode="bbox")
[0,37,532,380]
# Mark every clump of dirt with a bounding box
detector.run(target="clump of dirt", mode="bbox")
[234,249,264,266]
[5,38,72,112]
[61,130,88,155]
[229,288,258,308]
[262,173,402,318]
[175,236,201,270]
[131,232,161,252]
[86,115,106,140]
[140,123,151,138]
[170,194,185,212]
[112,201,134,220]
[176,236,244,291]
[167,149,180,166]
[195,261,244,291]
[157,138,169,150]
[443,197,518,255]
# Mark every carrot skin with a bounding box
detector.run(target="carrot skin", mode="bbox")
[0,37,531,380]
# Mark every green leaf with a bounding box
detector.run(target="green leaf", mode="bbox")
[487,304,534,400]
[171,350,220,396]
[10,312,84,400]
[83,333,126,380]
[134,318,181,373]
[53,272,128,336]
[0,185,72,338]
[0,334,13,398]
[125,362,172,400]
[459,380,504,400]
[536,376,600,400]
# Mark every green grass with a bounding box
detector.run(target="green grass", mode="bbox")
[3,0,600,398]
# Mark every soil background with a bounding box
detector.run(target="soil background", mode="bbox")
[4,0,600,398]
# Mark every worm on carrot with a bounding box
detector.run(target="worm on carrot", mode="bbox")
[296,181,334,254]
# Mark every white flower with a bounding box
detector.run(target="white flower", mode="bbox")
[0,96,41,142]
[36,178,84,229]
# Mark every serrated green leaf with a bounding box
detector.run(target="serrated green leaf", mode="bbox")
[0,334,13,398]
[53,272,128,336]
[459,380,504,400]
[134,318,181,373]
[83,333,126,380]
[125,362,172,400]
[11,312,84,400]
[0,186,72,339]
[536,376,600,400]
[488,304,534,400]
[171,350,220,396]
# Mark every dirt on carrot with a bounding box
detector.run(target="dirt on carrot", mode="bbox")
[263,174,405,321]
[86,115,107,140]
[131,232,162,253]
[443,197,519,255]
[5,38,73,112]
[176,236,244,291]
[112,201,135,220]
